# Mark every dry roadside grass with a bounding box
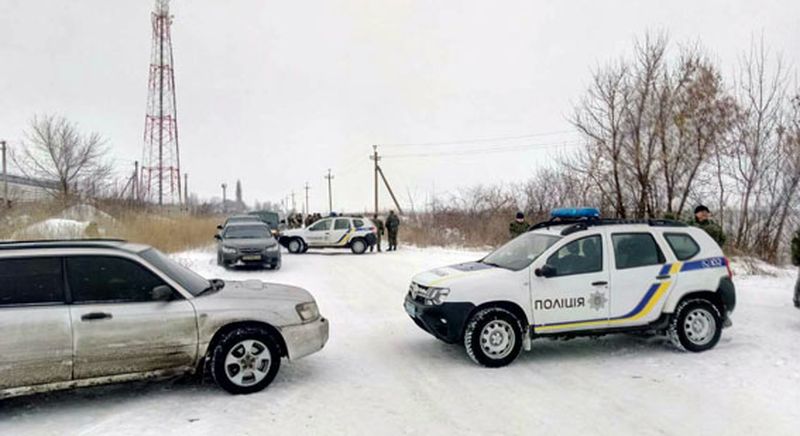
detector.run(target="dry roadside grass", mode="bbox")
[107,212,220,253]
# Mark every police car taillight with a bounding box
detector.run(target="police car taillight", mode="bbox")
[723,257,733,278]
[369,227,376,234]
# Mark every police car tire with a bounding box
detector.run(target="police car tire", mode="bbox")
[464,307,523,368]
[668,299,722,352]
[287,238,304,254]
[350,238,367,254]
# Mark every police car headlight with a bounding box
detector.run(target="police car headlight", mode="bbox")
[296,302,320,322]
[426,287,450,306]
[222,246,237,254]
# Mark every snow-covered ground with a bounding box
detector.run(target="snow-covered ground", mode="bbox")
[1,246,799,436]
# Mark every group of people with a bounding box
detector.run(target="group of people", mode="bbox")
[286,213,324,229]
[369,210,401,252]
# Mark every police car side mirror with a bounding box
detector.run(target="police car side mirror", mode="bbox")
[535,264,556,278]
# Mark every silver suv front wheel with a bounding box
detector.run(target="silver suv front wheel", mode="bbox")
[211,327,281,394]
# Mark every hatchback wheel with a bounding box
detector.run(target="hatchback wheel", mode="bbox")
[287,238,304,254]
[464,307,523,367]
[350,239,367,254]
[669,299,722,352]
[211,327,281,394]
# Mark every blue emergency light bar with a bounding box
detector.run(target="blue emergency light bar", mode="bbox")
[550,207,601,219]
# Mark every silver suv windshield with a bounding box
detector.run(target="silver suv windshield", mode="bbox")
[140,248,210,296]
[482,232,561,271]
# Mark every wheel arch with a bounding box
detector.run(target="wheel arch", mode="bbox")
[664,290,724,316]
[204,320,288,362]
[466,300,530,335]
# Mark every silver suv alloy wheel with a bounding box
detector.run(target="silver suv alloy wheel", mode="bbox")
[224,339,272,387]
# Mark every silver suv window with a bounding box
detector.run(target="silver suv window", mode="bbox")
[67,256,170,304]
[0,257,64,306]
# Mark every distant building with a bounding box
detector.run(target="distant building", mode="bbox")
[1,174,59,203]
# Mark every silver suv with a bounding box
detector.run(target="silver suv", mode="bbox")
[0,239,329,399]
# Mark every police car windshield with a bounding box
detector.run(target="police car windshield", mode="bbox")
[482,233,561,271]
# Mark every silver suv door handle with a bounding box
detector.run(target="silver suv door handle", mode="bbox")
[81,312,113,322]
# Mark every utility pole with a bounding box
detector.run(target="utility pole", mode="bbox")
[133,161,139,202]
[369,145,403,214]
[221,183,227,213]
[291,190,296,212]
[370,145,380,216]
[183,173,188,211]
[304,182,310,216]
[325,169,334,215]
[1,140,8,208]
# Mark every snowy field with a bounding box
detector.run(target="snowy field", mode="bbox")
[1,246,799,436]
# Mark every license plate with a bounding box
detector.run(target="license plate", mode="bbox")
[242,255,262,261]
[404,301,416,317]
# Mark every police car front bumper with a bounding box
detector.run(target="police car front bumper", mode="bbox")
[404,294,474,343]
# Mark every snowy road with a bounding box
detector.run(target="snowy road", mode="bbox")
[1,247,799,435]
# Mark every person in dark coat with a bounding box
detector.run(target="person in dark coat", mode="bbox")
[370,215,385,252]
[509,212,529,239]
[386,210,401,251]
[689,205,726,247]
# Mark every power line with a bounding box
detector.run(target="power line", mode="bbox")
[381,140,583,159]
[381,129,578,148]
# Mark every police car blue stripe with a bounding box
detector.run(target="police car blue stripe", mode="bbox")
[680,257,726,272]
[658,264,672,276]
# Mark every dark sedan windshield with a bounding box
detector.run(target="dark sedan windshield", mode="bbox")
[140,248,210,296]
[482,233,561,271]
[223,225,271,239]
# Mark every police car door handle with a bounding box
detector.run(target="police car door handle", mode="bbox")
[656,274,671,280]
[591,281,608,286]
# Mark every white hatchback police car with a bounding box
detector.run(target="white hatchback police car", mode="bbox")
[279,216,378,255]
[404,208,736,367]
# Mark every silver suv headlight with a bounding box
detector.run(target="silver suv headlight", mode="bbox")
[222,246,237,254]
[296,302,320,322]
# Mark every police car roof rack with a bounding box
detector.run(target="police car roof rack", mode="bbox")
[558,218,687,236]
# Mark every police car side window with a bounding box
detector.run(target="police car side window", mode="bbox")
[664,233,700,261]
[309,220,331,231]
[545,235,603,277]
[334,219,350,230]
[353,219,365,228]
[612,233,666,269]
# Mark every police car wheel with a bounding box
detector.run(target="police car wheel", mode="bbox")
[350,239,367,254]
[669,299,722,352]
[464,307,523,368]
[287,238,304,254]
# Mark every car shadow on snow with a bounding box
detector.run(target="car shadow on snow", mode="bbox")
[0,359,325,417]
[403,332,683,367]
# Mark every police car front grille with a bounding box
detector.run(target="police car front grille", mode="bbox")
[408,282,429,303]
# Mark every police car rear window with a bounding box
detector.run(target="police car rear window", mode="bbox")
[664,233,700,261]
[612,233,666,269]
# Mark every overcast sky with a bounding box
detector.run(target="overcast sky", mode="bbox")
[1,0,798,213]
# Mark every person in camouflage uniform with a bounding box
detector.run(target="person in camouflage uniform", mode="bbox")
[509,212,529,239]
[689,205,726,248]
[370,214,385,253]
[792,228,800,308]
[386,210,400,251]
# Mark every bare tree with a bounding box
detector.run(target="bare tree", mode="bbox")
[13,115,112,204]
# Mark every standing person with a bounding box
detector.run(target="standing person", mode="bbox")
[792,228,800,308]
[509,211,529,239]
[689,205,726,247]
[386,210,401,251]
[370,214,385,252]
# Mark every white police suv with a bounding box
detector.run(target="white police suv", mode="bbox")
[279,216,378,254]
[404,208,736,367]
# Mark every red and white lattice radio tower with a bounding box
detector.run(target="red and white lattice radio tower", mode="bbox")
[141,0,181,206]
